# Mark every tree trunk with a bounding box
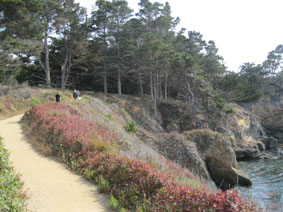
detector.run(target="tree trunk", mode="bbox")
[103,60,107,94]
[117,66,121,95]
[156,71,159,100]
[60,50,69,89]
[103,27,108,94]
[44,31,51,87]
[61,71,66,89]
[160,71,162,99]
[164,68,168,100]
[117,38,122,95]
[153,71,157,118]
[150,70,154,100]
[138,67,144,97]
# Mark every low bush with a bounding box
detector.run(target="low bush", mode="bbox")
[21,103,260,212]
[125,121,136,133]
[0,102,4,111]
[0,137,26,211]
[29,98,42,106]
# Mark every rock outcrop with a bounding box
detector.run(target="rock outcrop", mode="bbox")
[238,96,283,144]
[216,103,268,160]
[260,137,278,149]
[156,129,252,190]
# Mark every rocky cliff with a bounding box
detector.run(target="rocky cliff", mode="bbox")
[238,96,283,145]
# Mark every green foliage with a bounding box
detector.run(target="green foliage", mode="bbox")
[212,95,226,110]
[109,195,119,210]
[220,63,265,102]
[120,208,127,212]
[0,138,25,212]
[185,129,223,143]
[85,169,96,181]
[98,175,110,193]
[125,121,136,133]
[105,114,114,121]
[224,107,235,114]
[29,98,41,106]
[0,102,4,111]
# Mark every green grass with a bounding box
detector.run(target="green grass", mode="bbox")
[0,137,26,211]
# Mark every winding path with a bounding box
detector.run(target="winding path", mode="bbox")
[0,115,112,212]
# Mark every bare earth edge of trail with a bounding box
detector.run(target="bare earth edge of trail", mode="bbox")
[0,114,112,212]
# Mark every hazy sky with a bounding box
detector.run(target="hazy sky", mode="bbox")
[76,0,283,72]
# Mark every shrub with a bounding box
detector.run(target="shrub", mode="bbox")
[125,121,136,133]
[105,114,114,121]
[225,107,235,114]
[0,102,4,111]
[0,137,25,211]
[109,195,119,210]
[98,175,110,193]
[29,98,41,106]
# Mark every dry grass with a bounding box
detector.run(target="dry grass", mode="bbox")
[73,93,203,189]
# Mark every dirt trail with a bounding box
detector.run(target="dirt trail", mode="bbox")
[0,115,112,212]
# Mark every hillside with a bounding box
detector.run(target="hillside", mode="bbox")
[0,86,263,211]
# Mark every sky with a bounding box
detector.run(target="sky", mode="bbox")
[76,0,283,72]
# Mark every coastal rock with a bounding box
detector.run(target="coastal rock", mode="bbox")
[234,169,252,187]
[217,103,265,160]
[156,132,210,180]
[158,101,199,132]
[206,159,238,190]
[234,147,261,160]
[261,109,283,131]
[256,141,265,151]
[155,129,252,190]
[260,137,278,149]
[259,153,275,160]
[185,129,251,190]
[238,96,283,144]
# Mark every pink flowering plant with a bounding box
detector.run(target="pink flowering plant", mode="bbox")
[22,103,260,212]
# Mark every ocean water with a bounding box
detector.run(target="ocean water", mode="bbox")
[236,150,283,212]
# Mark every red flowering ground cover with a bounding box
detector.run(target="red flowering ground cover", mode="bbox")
[22,103,261,212]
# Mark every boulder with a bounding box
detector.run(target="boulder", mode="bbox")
[234,168,252,187]
[206,159,238,190]
[260,137,278,150]
[234,148,261,160]
[156,132,210,180]
[261,109,283,131]
[257,141,265,151]
[185,129,251,190]
[206,164,252,190]
[156,129,252,190]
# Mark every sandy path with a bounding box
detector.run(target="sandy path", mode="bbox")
[0,115,112,212]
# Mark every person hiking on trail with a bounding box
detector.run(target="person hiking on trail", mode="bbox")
[73,89,78,100]
[55,92,61,102]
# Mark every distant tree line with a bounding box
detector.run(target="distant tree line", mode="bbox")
[1,0,282,110]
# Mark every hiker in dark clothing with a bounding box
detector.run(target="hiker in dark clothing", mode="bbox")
[55,92,61,102]
[73,89,78,100]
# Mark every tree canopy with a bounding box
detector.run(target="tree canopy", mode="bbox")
[1,0,282,111]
